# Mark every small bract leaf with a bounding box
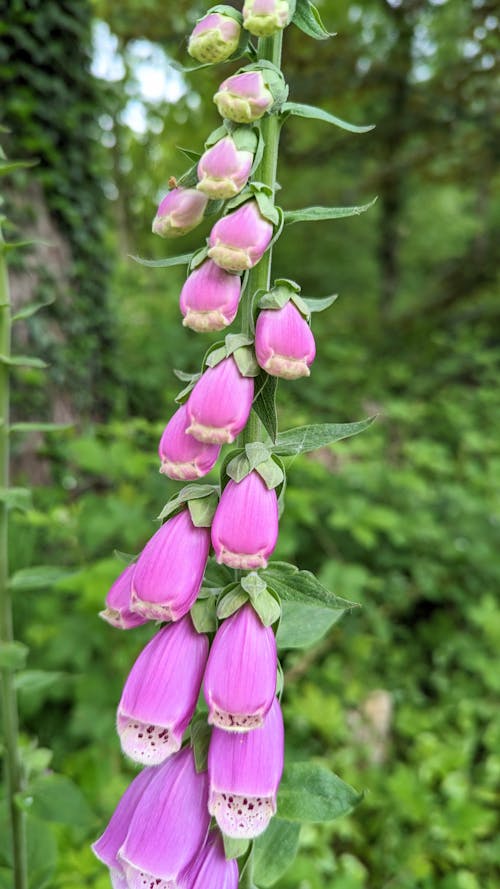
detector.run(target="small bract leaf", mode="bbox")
[223,835,250,861]
[292,0,334,40]
[282,102,374,134]
[12,299,54,323]
[255,457,284,490]
[216,587,249,620]
[278,763,363,822]
[188,491,219,527]
[10,422,73,433]
[233,345,260,377]
[252,589,281,627]
[262,562,358,612]
[254,819,301,886]
[0,354,47,369]
[190,716,212,772]
[0,641,29,670]
[8,566,71,592]
[190,597,217,633]
[240,572,267,598]
[252,373,278,442]
[130,253,193,268]
[299,294,338,313]
[284,198,377,225]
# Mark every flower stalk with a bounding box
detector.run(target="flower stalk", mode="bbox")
[0,224,28,889]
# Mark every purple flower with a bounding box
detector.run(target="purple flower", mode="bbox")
[204,603,277,730]
[159,403,221,480]
[119,747,210,888]
[131,510,210,622]
[211,471,279,569]
[152,187,208,238]
[243,0,291,37]
[208,200,273,272]
[186,357,254,445]
[92,766,158,888]
[214,71,274,123]
[208,697,284,838]
[185,831,238,889]
[117,617,208,765]
[99,563,148,630]
[188,12,241,64]
[255,301,316,379]
[179,260,242,332]
[197,137,253,200]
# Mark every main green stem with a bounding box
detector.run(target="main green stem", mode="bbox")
[0,227,28,889]
[241,30,283,446]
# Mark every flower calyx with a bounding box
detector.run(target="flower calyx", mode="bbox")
[157,483,220,528]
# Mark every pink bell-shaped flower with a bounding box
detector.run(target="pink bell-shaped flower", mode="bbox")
[159,403,221,480]
[92,766,158,889]
[152,187,208,238]
[211,470,279,569]
[188,12,241,64]
[214,71,273,124]
[119,748,210,889]
[99,563,148,630]
[186,357,254,445]
[208,697,284,838]
[131,510,210,622]
[197,137,253,200]
[243,0,291,37]
[180,260,242,332]
[208,200,273,272]
[255,300,316,379]
[186,831,238,889]
[204,603,277,730]
[117,617,208,765]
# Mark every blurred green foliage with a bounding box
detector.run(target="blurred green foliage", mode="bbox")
[1,0,500,887]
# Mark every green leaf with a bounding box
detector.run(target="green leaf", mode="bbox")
[0,159,38,176]
[0,354,47,368]
[216,587,249,619]
[0,641,29,670]
[252,373,278,443]
[262,562,358,612]
[292,0,334,39]
[223,835,250,860]
[252,589,281,627]
[300,294,338,313]
[233,345,260,378]
[15,670,64,696]
[277,601,344,649]
[26,816,57,889]
[191,596,217,633]
[190,716,211,773]
[130,252,193,268]
[10,422,73,433]
[284,198,377,225]
[282,102,374,134]
[254,819,301,886]
[273,417,375,456]
[158,484,218,521]
[277,763,362,822]
[255,456,285,490]
[0,487,33,512]
[8,566,71,592]
[240,572,267,598]
[187,491,219,527]
[176,147,202,163]
[20,774,94,827]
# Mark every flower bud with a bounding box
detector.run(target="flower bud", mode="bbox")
[152,187,208,238]
[159,403,221,480]
[180,259,242,332]
[243,0,291,37]
[214,71,273,124]
[197,137,253,200]
[188,12,241,64]
[92,767,158,889]
[208,697,284,838]
[187,832,239,889]
[204,603,277,730]
[99,563,148,630]
[186,356,254,445]
[208,200,273,273]
[131,510,210,622]
[255,300,316,379]
[211,470,279,569]
[117,617,208,765]
[119,748,210,888]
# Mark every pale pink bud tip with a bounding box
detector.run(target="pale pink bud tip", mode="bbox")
[186,357,254,445]
[214,71,273,124]
[211,471,279,570]
[152,187,208,238]
[255,301,316,380]
[197,137,253,200]
[119,748,210,884]
[208,201,273,273]
[243,0,291,37]
[188,13,241,64]
[208,698,284,838]
[131,511,210,622]
[117,618,208,765]
[159,403,221,480]
[204,604,277,730]
[180,260,242,333]
[100,563,148,630]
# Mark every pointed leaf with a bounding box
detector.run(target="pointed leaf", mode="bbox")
[10,422,73,434]
[299,294,338,313]
[0,487,33,512]
[273,417,375,456]
[190,596,217,633]
[0,354,47,368]
[12,299,54,322]
[0,159,38,176]
[252,373,278,442]
[252,589,281,627]
[278,763,362,822]
[277,601,344,649]
[8,566,72,592]
[223,835,250,861]
[187,491,219,527]
[292,0,334,39]
[262,562,358,612]
[282,102,374,134]
[284,198,377,225]
[130,253,193,268]
[191,717,212,773]
[216,588,249,620]
[254,819,300,886]
[20,774,94,827]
